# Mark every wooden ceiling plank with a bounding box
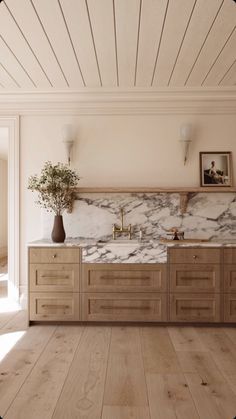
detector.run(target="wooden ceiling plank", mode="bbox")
[186,0,236,86]
[152,0,196,87]
[0,62,19,88]
[86,0,117,86]
[0,37,34,89]
[60,0,100,87]
[0,2,51,88]
[115,0,141,87]
[32,0,84,88]
[169,0,223,86]
[5,0,68,89]
[135,0,168,86]
[220,60,236,86]
[203,28,236,86]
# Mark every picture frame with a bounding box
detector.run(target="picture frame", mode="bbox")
[200,152,232,187]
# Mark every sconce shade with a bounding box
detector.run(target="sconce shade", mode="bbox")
[179,123,193,165]
[62,124,76,165]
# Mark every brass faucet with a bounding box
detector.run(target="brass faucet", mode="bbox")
[113,208,132,240]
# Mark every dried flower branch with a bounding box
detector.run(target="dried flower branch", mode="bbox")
[28,161,80,215]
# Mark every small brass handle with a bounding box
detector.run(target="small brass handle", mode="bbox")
[100,276,150,281]
[180,306,210,311]
[100,305,150,310]
[41,304,69,309]
[180,277,209,281]
[193,255,198,259]
[52,254,57,259]
[41,276,69,280]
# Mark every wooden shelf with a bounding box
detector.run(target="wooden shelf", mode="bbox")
[76,187,236,194]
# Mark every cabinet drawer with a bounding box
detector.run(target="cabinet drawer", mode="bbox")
[223,265,236,292]
[170,294,221,322]
[81,292,167,322]
[82,264,167,292]
[29,264,80,292]
[29,292,80,321]
[29,247,81,264]
[224,294,236,322]
[169,248,221,264]
[224,248,236,264]
[170,264,220,293]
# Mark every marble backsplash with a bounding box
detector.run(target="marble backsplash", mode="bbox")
[42,192,236,242]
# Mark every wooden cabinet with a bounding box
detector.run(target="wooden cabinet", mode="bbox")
[223,249,236,322]
[170,293,221,322]
[82,292,167,322]
[81,264,167,322]
[82,264,167,293]
[28,247,81,323]
[169,247,222,323]
[28,245,236,324]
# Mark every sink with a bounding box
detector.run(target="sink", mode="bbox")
[107,239,139,245]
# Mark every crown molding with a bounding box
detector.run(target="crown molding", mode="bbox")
[0,87,236,115]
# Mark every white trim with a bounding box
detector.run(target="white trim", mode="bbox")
[0,88,235,114]
[0,117,19,302]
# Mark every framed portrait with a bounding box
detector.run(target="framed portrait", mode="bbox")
[200,151,233,187]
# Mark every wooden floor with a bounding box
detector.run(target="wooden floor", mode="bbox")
[0,308,236,418]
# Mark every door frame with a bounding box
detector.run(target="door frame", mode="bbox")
[0,116,19,302]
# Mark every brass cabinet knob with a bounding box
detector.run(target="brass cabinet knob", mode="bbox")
[52,254,57,259]
[193,255,198,259]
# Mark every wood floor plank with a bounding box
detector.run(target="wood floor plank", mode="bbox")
[1,310,28,333]
[141,327,181,374]
[0,324,56,416]
[196,328,236,378]
[223,327,236,345]
[168,327,207,352]
[104,327,149,407]
[0,311,20,329]
[185,372,236,419]
[4,325,84,419]
[102,406,151,419]
[176,351,226,384]
[146,373,199,419]
[52,326,111,419]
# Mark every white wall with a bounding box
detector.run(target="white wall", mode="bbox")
[19,113,236,300]
[0,158,8,259]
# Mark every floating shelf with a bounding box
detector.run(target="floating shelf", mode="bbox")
[75,187,236,214]
[76,187,236,193]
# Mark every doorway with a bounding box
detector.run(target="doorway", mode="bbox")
[0,127,8,299]
[0,117,19,305]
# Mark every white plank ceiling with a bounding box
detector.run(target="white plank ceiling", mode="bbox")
[0,0,235,91]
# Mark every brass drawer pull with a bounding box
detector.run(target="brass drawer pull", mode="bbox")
[180,277,210,281]
[193,255,198,259]
[100,305,150,310]
[180,306,211,311]
[100,276,150,280]
[41,304,70,309]
[41,276,69,280]
[52,254,57,259]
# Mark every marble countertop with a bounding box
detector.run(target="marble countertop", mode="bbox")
[28,238,236,264]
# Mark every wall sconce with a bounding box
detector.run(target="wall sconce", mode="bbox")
[179,123,193,165]
[62,124,76,165]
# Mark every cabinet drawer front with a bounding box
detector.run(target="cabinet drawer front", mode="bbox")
[169,248,221,264]
[82,293,167,322]
[224,294,236,322]
[30,264,80,292]
[224,265,236,292]
[82,264,167,292]
[170,264,220,293]
[30,292,80,321]
[170,294,221,322]
[29,247,81,264]
[224,248,236,264]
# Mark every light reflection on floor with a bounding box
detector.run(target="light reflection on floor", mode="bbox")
[0,330,26,362]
